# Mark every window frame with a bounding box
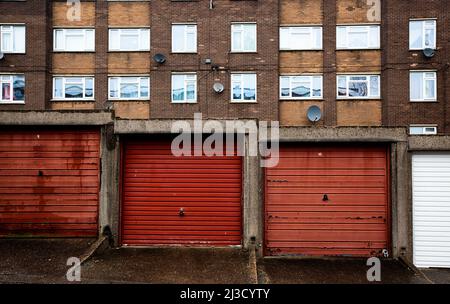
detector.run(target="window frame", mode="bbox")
[171,24,197,53]
[336,24,380,50]
[0,24,26,54]
[108,28,150,52]
[230,73,257,103]
[171,73,197,103]
[108,76,150,100]
[231,23,257,53]
[336,74,381,99]
[279,26,323,50]
[53,28,95,52]
[410,71,437,102]
[0,74,25,104]
[409,125,438,135]
[279,75,323,100]
[409,19,437,50]
[52,76,95,101]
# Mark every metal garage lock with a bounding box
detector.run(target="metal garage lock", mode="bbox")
[179,208,185,217]
[322,194,329,202]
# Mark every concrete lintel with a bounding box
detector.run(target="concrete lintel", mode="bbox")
[0,111,113,126]
[114,119,259,134]
[408,136,450,151]
[277,127,408,142]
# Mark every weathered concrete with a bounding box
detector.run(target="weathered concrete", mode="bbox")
[277,127,408,142]
[82,247,253,284]
[243,134,263,252]
[0,111,113,125]
[99,125,121,247]
[257,258,428,284]
[408,135,450,151]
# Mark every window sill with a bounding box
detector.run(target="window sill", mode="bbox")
[280,98,324,101]
[53,51,96,53]
[410,100,438,103]
[171,101,198,104]
[108,50,151,53]
[230,101,257,104]
[279,49,323,52]
[109,99,150,102]
[0,101,25,105]
[230,51,258,54]
[171,52,198,54]
[336,48,381,51]
[51,99,95,102]
[336,97,381,100]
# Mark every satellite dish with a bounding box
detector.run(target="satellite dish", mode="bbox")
[423,48,435,58]
[153,53,166,64]
[307,105,322,122]
[0,52,4,60]
[213,82,224,94]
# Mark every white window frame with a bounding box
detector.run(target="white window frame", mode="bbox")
[231,23,257,53]
[231,73,257,103]
[409,19,437,50]
[53,28,95,52]
[171,24,197,53]
[336,25,380,49]
[171,73,197,103]
[279,26,322,50]
[410,71,437,102]
[279,75,323,100]
[108,28,150,51]
[0,74,25,104]
[52,76,95,101]
[108,76,150,100]
[409,125,438,135]
[337,74,381,99]
[0,24,26,54]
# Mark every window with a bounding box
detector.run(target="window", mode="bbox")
[54,29,95,52]
[336,25,380,49]
[231,23,257,52]
[280,75,323,99]
[108,76,149,100]
[231,73,257,102]
[109,28,150,51]
[0,25,25,53]
[410,20,436,50]
[410,125,437,135]
[280,27,322,50]
[172,74,197,103]
[0,75,25,103]
[337,75,380,98]
[172,24,197,53]
[410,71,437,101]
[53,77,94,100]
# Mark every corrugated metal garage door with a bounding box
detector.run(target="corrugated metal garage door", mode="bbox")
[265,145,389,257]
[121,139,242,246]
[413,154,450,268]
[0,129,100,237]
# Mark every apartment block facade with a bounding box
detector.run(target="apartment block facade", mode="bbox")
[1,0,450,268]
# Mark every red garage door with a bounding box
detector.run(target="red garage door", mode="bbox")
[121,139,242,246]
[0,129,100,237]
[265,144,389,257]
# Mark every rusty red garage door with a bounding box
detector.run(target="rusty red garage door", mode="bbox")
[265,144,389,257]
[121,138,242,246]
[0,129,100,237]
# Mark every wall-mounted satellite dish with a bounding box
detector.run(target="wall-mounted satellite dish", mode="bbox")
[213,82,224,94]
[307,105,322,122]
[0,52,4,61]
[153,53,166,64]
[423,48,435,59]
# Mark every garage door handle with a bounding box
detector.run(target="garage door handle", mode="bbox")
[179,208,185,217]
[322,194,329,202]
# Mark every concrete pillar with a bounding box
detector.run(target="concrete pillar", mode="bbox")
[99,125,121,246]
[242,134,263,253]
[392,141,411,261]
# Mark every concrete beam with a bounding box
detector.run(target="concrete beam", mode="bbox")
[114,119,259,134]
[277,127,408,142]
[408,136,450,151]
[0,111,113,126]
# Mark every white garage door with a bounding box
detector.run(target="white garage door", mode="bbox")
[413,153,450,268]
